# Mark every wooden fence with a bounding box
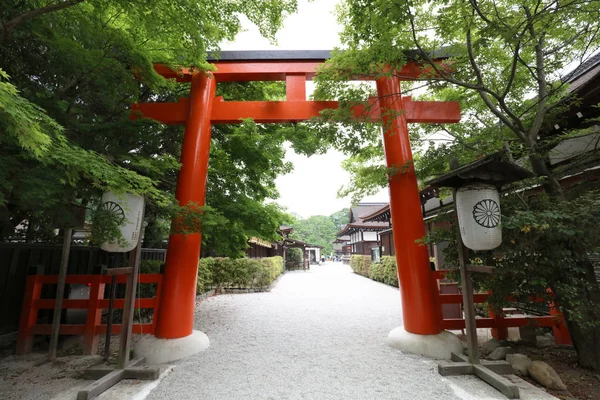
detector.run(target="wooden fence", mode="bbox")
[16,273,162,354]
[0,243,166,334]
[432,270,571,345]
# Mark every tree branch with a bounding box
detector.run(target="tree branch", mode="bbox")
[524,6,548,141]
[2,0,84,38]
[466,27,528,141]
[502,41,521,99]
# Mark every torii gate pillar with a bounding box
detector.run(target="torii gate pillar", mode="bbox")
[376,75,462,358]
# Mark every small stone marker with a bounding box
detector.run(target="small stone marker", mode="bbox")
[528,360,567,391]
[506,354,532,376]
[481,338,502,355]
[488,347,514,361]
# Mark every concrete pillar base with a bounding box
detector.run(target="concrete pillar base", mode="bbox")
[387,326,463,360]
[134,330,209,364]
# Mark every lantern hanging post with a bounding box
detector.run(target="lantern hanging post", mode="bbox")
[428,153,535,399]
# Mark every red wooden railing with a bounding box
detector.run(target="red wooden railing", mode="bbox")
[16,273,163,354]
[432,270,571,344]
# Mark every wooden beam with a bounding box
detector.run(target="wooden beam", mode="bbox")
[132,99,460,125]
[153,61,446,83]
[465,265,496,274]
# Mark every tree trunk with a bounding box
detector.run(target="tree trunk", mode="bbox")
[551,261,600,370]
[528,152,564,199]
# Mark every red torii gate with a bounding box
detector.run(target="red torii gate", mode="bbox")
[133,50,461,360]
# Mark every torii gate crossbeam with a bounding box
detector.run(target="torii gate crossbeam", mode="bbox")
[132,50,462,363]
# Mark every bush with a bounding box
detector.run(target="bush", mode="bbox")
[378,256,398,287]
[197,256,283,292]
[286,248,303,267]
[350,255,371,277]
[350,255,398,287]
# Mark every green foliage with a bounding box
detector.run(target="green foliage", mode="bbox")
[349,254,371,277]
[197,256,284,292]
[285,247,303,267]
[289,208,351,254]
[290,215,337,254]
[350,254,398,287]
[0,2,321,255]
[487,192,600,326]
[318,0,600,368]
[375,256,399,287]
[316,0,600,198]
[0,68,58,157]
[424,191,600,326]
[329,208,350,230]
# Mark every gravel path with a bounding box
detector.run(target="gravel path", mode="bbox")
[145,263,511,400]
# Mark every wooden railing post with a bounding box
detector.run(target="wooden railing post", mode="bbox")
[151,275,163,334]
[489,307,508,340]
[82,275,105,355]
[547,288,571,345]
[16,275,42,354]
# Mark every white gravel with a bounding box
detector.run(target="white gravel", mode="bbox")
[145,263,513,400]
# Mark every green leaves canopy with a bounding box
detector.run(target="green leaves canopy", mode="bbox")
[0,0,301,247]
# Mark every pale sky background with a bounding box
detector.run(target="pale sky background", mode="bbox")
[220,0,389,218]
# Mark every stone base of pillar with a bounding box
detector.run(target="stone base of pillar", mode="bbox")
[134,330,209,364]
[387,326,463,360]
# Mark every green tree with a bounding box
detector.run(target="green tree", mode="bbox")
[329,207,350,230]
[0,0,303,250]
[314,0,600,369]
[290,208,352,254]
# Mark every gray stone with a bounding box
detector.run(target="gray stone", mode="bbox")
[528,360,568,391]
[488,346,514,361]
[481,338,502,355]
[536,335,556,348]
[506,353,532,376]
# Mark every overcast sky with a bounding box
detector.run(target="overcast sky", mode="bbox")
[220,0,389,218]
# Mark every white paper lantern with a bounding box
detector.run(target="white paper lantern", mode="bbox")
[99,192,144,253]
[456,183,502,250]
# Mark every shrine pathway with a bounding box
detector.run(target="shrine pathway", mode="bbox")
[144,263,512,400]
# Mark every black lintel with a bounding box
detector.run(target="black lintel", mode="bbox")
[206,50,333,62]
[206,47,456,62]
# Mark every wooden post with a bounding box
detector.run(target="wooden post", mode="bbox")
[118,201,146,369]
[82,275,105,355]
[452,188,480,364]
[48,227,73,360]
[16,275,43,354]
[104,273,118,361]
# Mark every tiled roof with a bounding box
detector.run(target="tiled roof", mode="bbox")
[349,202,388,223]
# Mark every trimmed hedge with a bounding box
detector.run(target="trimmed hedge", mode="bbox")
[350,255,398,287]
[350,255,371,277]
[197,256,284,293]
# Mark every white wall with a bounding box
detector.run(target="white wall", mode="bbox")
[363,231,378,241]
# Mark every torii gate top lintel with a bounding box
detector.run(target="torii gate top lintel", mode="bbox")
[153,49,451,83]
[135,49,460,125]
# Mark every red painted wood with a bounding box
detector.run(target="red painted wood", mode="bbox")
[82,275,104,355]
[442,315,562,330]
[286,74,306,101]
[33,274,161,285]
[438,293,489,304]
[153,61,439,83]
[30,324,86,335]
[16,276,42,354]
[132,99,460,125]
[155,73,216,339]
[377,75,442,335]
